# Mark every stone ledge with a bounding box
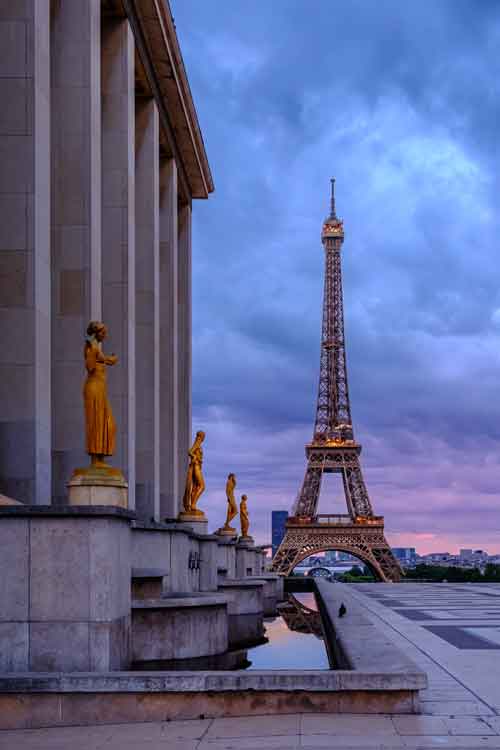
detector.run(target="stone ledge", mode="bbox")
[131,568,169,579]
[218,579,265,590]
[132,520,192,534]
[0,688,420,728]
[315,579,427,687]
[132,595,228,610]
[132,521,223,543]
[0,669,426,693]
[0,505,135,520]
[215,537,237,547]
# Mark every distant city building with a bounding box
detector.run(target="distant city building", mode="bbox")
[338,552,355,562]
[324,550,339,563]
[392,547,417,567]
[413,547,499,571]
[272,511,288,556]
[421,552,452,564]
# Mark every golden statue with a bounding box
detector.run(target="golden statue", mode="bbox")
[216,473,238,536]
[240,494,250,538]
[224,473,238,527]
[180,430,206,518]
[83,321,117,465]
[67,320,127,508]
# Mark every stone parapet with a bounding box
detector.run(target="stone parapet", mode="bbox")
[0,507,133,672]
[197,535,220,592]
[217,579,264,616]
[0,668,424,729]
[131,595,228,664]
[216,537,236,580]
[315,579,428,685]
[245,574,285,615]
[235,543,257,578]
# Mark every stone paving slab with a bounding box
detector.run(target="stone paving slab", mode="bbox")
[205,714,301,739]
[345,583,500,713]
[301,714,396,735]
[4,715,500,750]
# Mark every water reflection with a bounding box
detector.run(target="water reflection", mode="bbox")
[278,593,323,638]
[245,591,329,670]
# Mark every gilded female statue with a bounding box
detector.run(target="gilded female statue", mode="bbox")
[223,473,237,529]
[83,321,117,465]
[181,430,206,515]
[240,494,250,538]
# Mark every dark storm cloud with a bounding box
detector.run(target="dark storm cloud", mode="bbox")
[170,0,500,551]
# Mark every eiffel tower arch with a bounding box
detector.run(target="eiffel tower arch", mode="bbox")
[271,180,401,583]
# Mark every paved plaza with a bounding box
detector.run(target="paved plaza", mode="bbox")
[2,583,500,749]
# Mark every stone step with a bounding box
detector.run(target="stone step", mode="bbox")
[131,594,229,663]
[131,567,169,600]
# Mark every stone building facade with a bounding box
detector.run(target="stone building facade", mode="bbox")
[0,0,213,520]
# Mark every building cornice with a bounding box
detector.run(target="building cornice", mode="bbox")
[127,0,214,200]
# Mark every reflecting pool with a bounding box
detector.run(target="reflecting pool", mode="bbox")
[132,590,331,671]
[245,591,330,670]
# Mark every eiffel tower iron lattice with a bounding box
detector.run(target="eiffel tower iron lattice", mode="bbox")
[271,180,401,582]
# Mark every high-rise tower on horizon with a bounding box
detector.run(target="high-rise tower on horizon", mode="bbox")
[272,510,289,556]
[271,181,401,582]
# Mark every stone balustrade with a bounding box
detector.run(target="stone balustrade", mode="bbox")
[0,505,273,673]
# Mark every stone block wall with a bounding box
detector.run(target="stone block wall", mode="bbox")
[0,508,132,672]
[0,1,50,504]
[0,508,277,674]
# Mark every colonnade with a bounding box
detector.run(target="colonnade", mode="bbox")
[0,1,212,521]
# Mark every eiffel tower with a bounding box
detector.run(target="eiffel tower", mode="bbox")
[271,180,401,582]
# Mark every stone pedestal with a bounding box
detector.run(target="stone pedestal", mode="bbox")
[216,526,237,539]
[216,537,236,579]
[236,542,257,578]
[68,466,128,508]
[238,535,254,547]
[177,511,208,535]
[198,535,219,592]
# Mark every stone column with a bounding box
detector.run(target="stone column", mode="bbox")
[101,16,136,508]
[177,202,192,511]
[0,2,50,505]
[50,0,102,505]
[159,159,179,520]
[135,98,160,521]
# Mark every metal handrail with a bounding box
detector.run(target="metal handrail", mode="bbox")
[315,514,353,525]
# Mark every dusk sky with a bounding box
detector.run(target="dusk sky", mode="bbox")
[171,0,500,554]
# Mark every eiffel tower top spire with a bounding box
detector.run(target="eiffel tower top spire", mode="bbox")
[330,177,336,219]
[322,178,344,243]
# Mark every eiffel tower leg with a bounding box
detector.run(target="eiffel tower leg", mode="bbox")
[294,465,322,517]
[341,469,355,517]
[371,544,402,582]
[344,460,374,517]
[270,529,308,574]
